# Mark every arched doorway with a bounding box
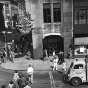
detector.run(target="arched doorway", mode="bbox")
[43,35,64,56]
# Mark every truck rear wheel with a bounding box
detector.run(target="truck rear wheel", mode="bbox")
[70,77,82,86]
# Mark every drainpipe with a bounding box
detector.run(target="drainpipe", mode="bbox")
[72,0,74,58]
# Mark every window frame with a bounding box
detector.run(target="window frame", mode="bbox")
[53,3,61,22]
[43,2,61,23]
[74,1,88,24]
[43,3,51,23]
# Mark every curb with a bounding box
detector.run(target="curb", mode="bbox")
[0,58,72,71]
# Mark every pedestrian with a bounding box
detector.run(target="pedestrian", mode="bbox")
[13,70,19,82]
[10,50,14,63]
[43,49,46,61]
[2,48,7,62]
[24,82,31,88]
[27,51,31,60]
[14,44,18,53]
[62,61,67,73]
[45,49,48,60]
[62,61,67,84]
[60,51,64,63]
[0,51,4,63]
[53,56,58,71]
[1,85,6,88]
[20,74,27,88]
[17,73,22,88]
[7,45,10,61]
[8,80,14,88]
[58,51,63,64]
[68,48,73,59]
[12,81,19,88]
[53,50,55,57]
[27,64,34,84]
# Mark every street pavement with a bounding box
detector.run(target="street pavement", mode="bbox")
[1,55,73,71]
[0,55,88,88]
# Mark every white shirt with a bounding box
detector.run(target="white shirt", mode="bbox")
[62,62,67,71]
[8,84,13,88]
[27,67,33,74]
[13,73,19,81]
[24,85,31,88]
[53,58,58,63]
[53,51,55,56]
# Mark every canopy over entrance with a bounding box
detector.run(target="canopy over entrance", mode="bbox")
[75,37,88,45]
[43,35,64,55]
[43,33,61,39]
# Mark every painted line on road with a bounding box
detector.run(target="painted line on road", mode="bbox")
[49,72,53,88]
[49,71,56,88]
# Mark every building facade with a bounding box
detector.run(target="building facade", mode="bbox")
[18,3,25,17]
[0,3,5,31]
[13,0,26,17]
[0,0,19,28]
[0,0,26,28]
[25,0,73,59]
[73,0,88,56]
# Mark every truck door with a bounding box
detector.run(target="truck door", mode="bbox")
[86,63,88,82]
[73,64,86,82]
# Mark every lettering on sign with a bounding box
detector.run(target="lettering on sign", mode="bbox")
[33,27,42,34]
[43,0,60,3]
[76,72,82,74]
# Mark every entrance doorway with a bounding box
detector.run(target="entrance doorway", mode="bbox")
[48,44,57,55]
[43,35,64,56]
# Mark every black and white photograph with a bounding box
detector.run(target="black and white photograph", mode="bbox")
[0,0,88,88]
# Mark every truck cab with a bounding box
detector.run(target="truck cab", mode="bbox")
[67,58,88,86]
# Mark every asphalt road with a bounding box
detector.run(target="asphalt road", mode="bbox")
[0,67,88,88]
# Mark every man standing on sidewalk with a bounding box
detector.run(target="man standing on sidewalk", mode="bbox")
[53,56,58,71]
[27,64,34,84]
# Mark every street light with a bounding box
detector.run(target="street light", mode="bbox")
[2,31,7,57]
[2,31,12,57]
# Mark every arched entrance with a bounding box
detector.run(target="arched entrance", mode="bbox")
[43,35,64,56]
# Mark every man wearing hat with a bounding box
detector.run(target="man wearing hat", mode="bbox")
[27,64,34,84]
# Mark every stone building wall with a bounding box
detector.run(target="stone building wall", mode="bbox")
[31,0,43,59]
[25,0,73,59]
[63,0,73,57]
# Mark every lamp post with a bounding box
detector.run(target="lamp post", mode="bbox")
[2,31,7,57]
[2,31,12,57]
[30,19,35,59]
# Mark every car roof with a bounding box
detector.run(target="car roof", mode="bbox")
[73,58,85,65]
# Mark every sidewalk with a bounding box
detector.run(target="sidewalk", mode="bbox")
[0,55,73,71]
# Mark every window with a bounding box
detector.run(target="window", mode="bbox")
[79,8,86,24]
[43,3,51,23]
[74,64,83,69]
[43,2,61,23]
[74,9,78,24]
[53,3,61,22]
[74,1,87,24]
[5,4,9,7]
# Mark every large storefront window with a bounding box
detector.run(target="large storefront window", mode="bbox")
[74,9,78,24]
[74,0,87,24]
[75,45,87,55]
[87,10,88,24]
[79,8,86,24]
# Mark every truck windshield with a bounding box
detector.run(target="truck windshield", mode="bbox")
[74,64,83,69]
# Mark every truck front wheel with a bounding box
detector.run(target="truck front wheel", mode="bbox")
[70,77,82,86]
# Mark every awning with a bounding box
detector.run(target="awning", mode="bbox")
[75,37,88,45]
[43,33,61,38]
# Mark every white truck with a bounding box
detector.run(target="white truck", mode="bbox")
[66,57,88,86]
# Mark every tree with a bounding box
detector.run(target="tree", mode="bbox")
[16,15,32,35]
